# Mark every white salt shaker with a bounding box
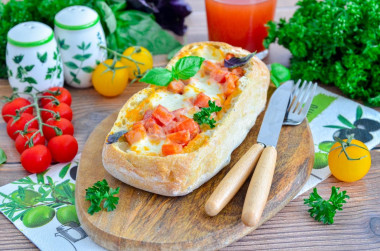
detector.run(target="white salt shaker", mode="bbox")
[54,6,107,88]
[6,22,64,94]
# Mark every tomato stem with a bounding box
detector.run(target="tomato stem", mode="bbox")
[331,134,369,161]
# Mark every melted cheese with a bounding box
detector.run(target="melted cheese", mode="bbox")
[128,137,164,155]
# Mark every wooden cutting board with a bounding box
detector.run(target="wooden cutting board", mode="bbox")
[76,105,314,250]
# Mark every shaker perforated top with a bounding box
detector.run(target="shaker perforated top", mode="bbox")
[54,5,100,30]
[7,22,54,47]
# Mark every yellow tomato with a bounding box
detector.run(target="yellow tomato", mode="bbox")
[92,59,129,97]
[328,139,371,182]
[121,46,153,79]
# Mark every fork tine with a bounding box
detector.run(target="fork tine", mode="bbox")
[290,80,307,113]
[299,82,317,117]
[287,80,301,112]
[295,81,313,114]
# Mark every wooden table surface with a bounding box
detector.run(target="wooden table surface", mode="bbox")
[0,0,379,250]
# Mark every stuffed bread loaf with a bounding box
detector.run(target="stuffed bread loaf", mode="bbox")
[102,41,270,196]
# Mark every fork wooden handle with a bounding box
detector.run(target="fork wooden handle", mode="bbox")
[242,146,277,227]
[205,143,264,216]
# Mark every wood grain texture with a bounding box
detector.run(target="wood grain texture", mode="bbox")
[75,102,314,250]
[0,0,379,250]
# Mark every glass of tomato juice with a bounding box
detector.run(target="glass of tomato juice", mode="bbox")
[205,0,277,57]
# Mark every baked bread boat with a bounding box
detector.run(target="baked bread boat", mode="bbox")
[102,42,270,196]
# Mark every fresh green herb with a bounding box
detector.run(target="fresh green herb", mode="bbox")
[193,100,222,128]
[224,53,255,69]
[270,63,291,88]
[0,148,6,165]
[140,56,205,86]
[304,186,349,225]
[85,179,120,215]
[264,0,380,106]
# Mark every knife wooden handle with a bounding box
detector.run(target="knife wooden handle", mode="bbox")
[205,143,264,216]
[242,146,277,227]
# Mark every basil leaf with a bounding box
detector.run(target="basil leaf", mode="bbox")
[224,53,255,68]
[271,63,291,83]
[0,148,7,165]
[172,56,205,80]
[140,68,173,86]
[107,130,127,144]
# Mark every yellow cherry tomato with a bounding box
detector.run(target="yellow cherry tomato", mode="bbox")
[92,59,129,97]
[328,139,371,182]
[121,46,153,79]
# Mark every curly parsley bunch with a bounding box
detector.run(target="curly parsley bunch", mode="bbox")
[264,0,380,106]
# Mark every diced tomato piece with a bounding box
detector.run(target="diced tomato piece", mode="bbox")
[162,143,183,156]
[167,130,191,145]
[202,60,220,75]
[172,108,188,122]
[231,67,244,77]
[143,109,153,120]
[163,121,178,134]
[152,105,175,126]
[182,79,191,85]
[132,121,144,129]
[225,53,234,60]
[143,117,157,129]
[172,118,200,138]
[194,92,211,108]
[210,68,228,83]
[125,125,146,145]
[146,123,165,140]
[224,73,239,97]
[168,80,185,94]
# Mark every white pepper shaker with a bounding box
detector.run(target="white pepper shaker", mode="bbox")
[6,21,64,94]
[54,5,107,88]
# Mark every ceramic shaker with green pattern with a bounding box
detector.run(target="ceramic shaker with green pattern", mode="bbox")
[6,21,64,94]
[54,6,107,88]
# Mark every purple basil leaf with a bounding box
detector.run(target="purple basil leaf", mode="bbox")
[224,53,255,69]
[127,0,192,36]
[106,130,127,144]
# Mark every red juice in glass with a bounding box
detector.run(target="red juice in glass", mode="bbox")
[205,0,277,53]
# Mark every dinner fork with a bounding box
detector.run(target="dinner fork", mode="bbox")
[205,80,317,218]
[284,80,317,125]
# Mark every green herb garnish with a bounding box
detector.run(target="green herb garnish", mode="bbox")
[193,100,222,128]
[270,63,291,87]
[140,56,205,86]
[264,0,380,106]
[304,186,349,225]
[85,179,120,215]
[0,148,7,165]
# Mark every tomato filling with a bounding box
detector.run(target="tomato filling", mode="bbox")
[125,54,245,155]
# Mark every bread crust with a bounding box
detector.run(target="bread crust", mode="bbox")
[102,42,270,196]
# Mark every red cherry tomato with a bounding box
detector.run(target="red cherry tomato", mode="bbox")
[42,117,74,140]
[41,102,73,122]
[47,135,78,163]
[21,145,52,173]
[40,87,72,107]
[7,113,38,140]
[1,97,33,123]
[15,129,46,154]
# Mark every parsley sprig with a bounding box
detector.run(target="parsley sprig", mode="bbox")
[85,179,120,215]
[140,56,205,86]
[193,100,222,128]
[304,186,349,225]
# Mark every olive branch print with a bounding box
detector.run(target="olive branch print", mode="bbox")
[65,41,94,85]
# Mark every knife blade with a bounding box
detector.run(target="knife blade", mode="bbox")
[205,82,293,218]
[257,81,293,147]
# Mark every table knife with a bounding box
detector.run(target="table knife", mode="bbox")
[205,82,293,227]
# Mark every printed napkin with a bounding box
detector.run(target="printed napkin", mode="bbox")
[0,85,379,250]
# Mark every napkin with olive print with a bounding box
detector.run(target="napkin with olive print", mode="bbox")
[0,86,379,251]
[0,155,105,251]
